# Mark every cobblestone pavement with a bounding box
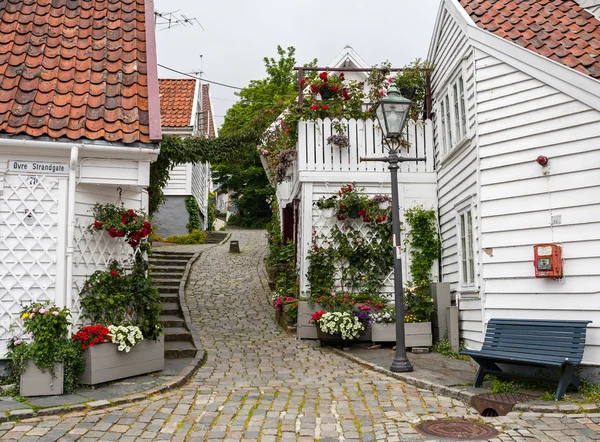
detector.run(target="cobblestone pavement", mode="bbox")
[2,229,600,441]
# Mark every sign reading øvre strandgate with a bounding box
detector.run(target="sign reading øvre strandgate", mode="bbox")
[8,160,69,175]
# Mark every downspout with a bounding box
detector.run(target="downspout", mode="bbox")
[65,146,79,310]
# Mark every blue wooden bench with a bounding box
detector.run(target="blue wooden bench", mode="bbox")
[461,318,591,401]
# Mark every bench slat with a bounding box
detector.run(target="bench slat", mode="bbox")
[487,319,591,327]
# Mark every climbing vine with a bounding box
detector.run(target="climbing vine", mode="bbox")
[403,206,440,321]
[185,196,201,232]
[149,132,259,214]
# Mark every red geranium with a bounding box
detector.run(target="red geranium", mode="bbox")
[72,325,111,349]
[110,269,118,277]
[319,71,328,82]
[311,310,326,324]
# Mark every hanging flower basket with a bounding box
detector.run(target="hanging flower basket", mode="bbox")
[378,201,390,210]
[321,207,335,219]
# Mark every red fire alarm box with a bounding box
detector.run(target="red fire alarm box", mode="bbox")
[534,244,562,278]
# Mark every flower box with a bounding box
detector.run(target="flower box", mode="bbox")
[78,336,164,385]
[297,301,324,339]
[371,322,432,347]
[20,361,64,397]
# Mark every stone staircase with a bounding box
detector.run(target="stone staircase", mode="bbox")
[204,231,228,244]
[149,250,197,359]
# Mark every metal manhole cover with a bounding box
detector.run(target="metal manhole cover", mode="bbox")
[415,419,499,440]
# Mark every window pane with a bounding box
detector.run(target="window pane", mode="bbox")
[445,95,453,147]
[467,210,474,284]
[460,213,467,284]
[453,83,461,140]
[459,76,467,138]
[440,101,447,153]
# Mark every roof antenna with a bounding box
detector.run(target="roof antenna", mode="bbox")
[154,10,205,31]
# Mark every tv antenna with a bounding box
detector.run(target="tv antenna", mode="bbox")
[189,55,205,80]
[154,10,205,31]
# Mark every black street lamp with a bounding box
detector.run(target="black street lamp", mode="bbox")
[362,86,425,373]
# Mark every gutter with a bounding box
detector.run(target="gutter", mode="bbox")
[0,137,159,161]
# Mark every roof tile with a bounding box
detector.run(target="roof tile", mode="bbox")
[460,0,600,78]
[158,79,197,128]
[0,0,156,144]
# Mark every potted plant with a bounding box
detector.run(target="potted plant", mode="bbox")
[335,183,370,219]
[310,310,364,346]
[315,195,338,219]
[89,203,152,249]
[8,303,84,396]
[327,134,350,149]
[370,304,433,346]
[372,194,392,210]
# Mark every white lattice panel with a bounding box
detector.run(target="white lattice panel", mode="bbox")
[0,174,61,346]
[71,220,137,327]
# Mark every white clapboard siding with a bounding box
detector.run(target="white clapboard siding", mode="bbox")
[458,298,483,349]
[430,3,480,308]
[163,164,189,195]
[474,48,600,363]
[79,159,149,186]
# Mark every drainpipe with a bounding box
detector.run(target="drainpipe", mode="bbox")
[65,146,79,310]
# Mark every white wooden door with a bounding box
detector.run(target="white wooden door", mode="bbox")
[0,174,65,352]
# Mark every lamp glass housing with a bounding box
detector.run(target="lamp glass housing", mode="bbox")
[375,86,413,139]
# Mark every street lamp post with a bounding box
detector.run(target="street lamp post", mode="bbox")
[361,86,425,373]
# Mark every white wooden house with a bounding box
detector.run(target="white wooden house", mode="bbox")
[0,0,161,356]
[428,0,600,365]
[267,47,438,335]
[154,79,215,236]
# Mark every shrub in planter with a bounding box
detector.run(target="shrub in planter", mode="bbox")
[8,303,84,395]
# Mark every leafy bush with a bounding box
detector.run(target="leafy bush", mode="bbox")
[165,230,207,244]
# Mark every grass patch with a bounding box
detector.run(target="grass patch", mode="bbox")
[431,335,470,361]
[164,230,207,245]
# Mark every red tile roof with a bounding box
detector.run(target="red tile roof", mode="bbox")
[201,84,216,138]
[460,0,600,79]
[159,79,197,128]
[0,0,159,145]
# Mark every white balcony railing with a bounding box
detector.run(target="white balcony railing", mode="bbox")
[297,118,434,174]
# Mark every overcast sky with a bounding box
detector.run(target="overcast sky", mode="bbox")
[154,0,443,129]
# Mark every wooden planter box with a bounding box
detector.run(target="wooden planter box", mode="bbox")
[371,322,432,347]
[78,336,164,385]
[297,301,324,339]
[20,361,64,397]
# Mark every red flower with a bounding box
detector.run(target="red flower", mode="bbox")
[331,85,339,93]
[300,79,306,87]
[319,72,328,82]
[310,84,318,93]
[121,215,128,223]
[108,227,118,238]
[357,210,366,216]
[337,216,346,221]
[339,73,345,80]
[93,221,103,230]
[110,269,118,277]
[321,105,329,110]
[311,310,326,323]
[82,344,88,349]
[309,104,319,110]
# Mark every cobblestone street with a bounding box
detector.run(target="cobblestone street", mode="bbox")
[1,229,600,441]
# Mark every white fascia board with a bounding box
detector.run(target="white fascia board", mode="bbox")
[428,0,474,64]
[329,46,370,70]
[190,79,200,128]
[467,25,600,111]
[161,127,194,136]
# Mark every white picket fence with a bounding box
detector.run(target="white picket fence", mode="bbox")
[297,118,434,174]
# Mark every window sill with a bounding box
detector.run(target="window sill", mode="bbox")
[439,135,472,167]
[458,288,480,298]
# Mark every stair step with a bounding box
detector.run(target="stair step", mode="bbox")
[160,315,185,328]
[149,266,187,273]
[156,286,179,294]
[152,251,195,256]
[152,277,181,284]
[165,341,196,359]
[162,302,180,315]
[163,327,193,342]
[149,272,184,280]
[151,255,192,261]
[149,260,188,267]
[160,293,179,303]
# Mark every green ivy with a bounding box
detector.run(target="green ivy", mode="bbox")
[165,230,207,245]
[206,191,216,231]
[404,206,440,322]
[185,196,201,233]
[266,201,298,298]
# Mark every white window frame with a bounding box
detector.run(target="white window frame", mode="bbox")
[436,68,469,158]
[455,199,477,292]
